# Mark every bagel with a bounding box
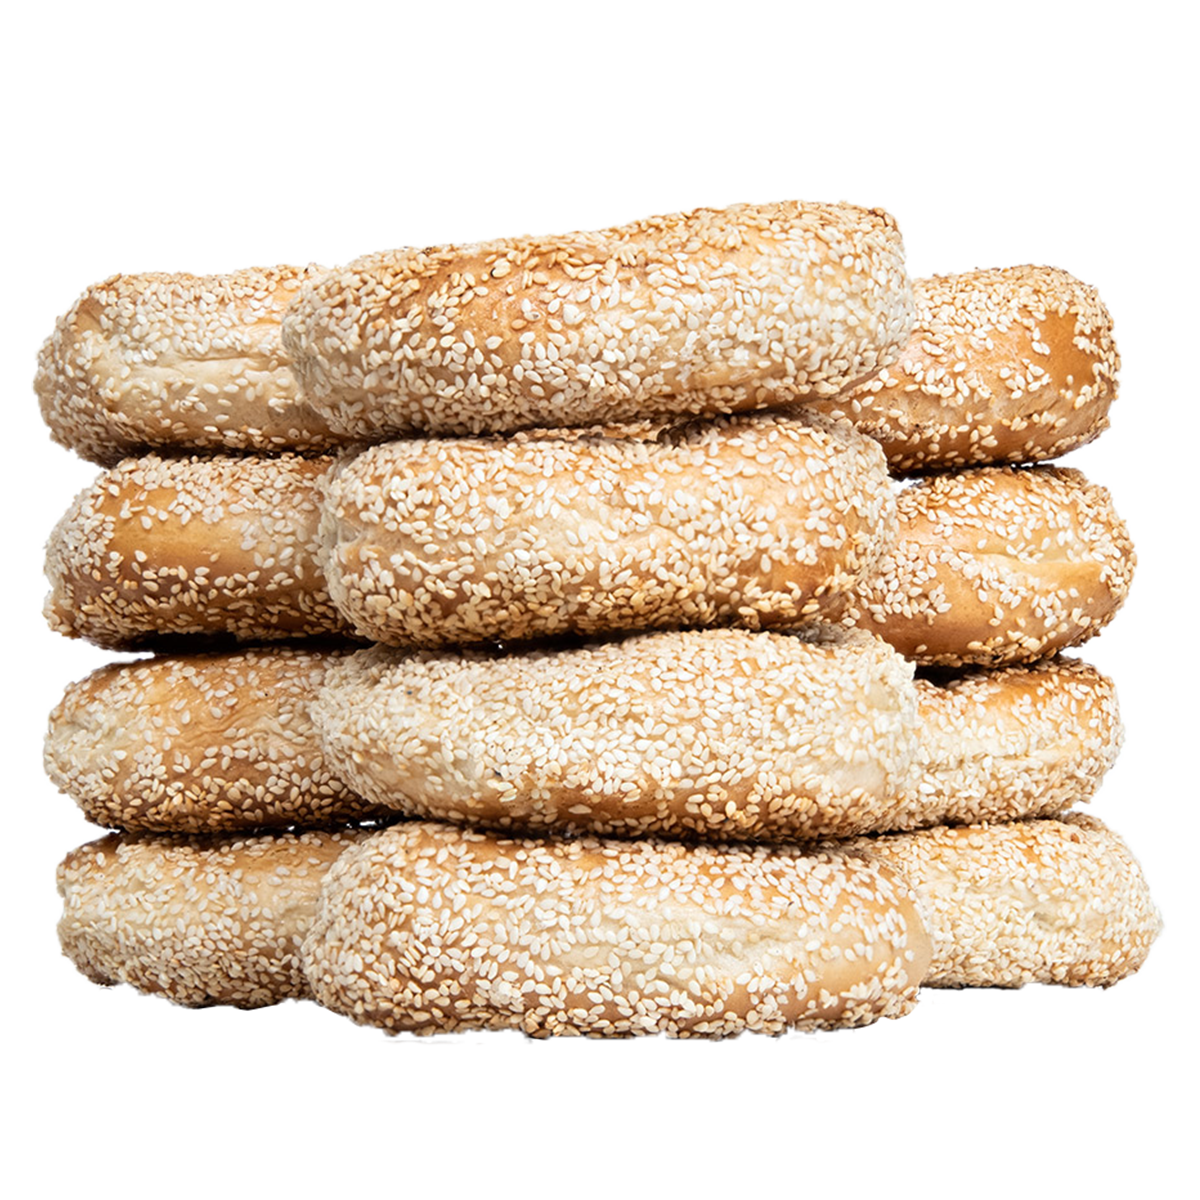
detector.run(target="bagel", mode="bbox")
[36,265,352,465]
[45,647,384,833]
[312,628,915,840]
[321,411,894,647]
[281,200,914,438]
[844,466,1134,666]
[311,629,1119,841]
[808,266,1118,470]
[302,821,930,1037]
[57,828,370,1007]
[850,814,1160,987]
[905,657,1121,829]
[44,452,351,649]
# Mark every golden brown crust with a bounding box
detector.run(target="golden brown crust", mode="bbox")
[44,452,353,649]
[36,266,356,465]
[850,815,1160,987]
[45,647,386,833]
[312,628,919,840]
[282,200,914,437]
[844,466,1134,666]
[321,412,895,647]
[903,658,1122,829]
[302,822,930,1037]
[808,266,1118,470]
[58,829,371,1007]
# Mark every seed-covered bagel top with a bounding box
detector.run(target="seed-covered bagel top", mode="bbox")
[46,647,383,833]
[311,627,919,840]
[321,411,895,647]
[58,828,371,1008]
[302,821,931,1037]
[845,466,1134,666]
[44,452,351,649]
[809,265,1119,470]
[37,265,351,464]
[852,815,1159,987]
[283,200,913,437]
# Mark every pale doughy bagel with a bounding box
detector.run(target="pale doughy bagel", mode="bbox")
[809,266,1118,470]
[312,630,1120,841]
[44,453,352,649]
[36,265,352,465]
[321,412,894,647]
[850,814,1160,987]
[302,821,931,1037]
[45,647,384,833]
[844,466,1134,666]
[57,828,370,1007]
[282,200,914,438]
[313,628,916,840]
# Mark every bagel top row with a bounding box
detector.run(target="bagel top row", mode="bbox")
[35,200,1117,469]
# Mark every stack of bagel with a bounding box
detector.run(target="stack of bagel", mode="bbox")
[40,200,1159,1037]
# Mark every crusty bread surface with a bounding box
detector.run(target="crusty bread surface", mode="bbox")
[809,265,1118,470]
[302,821,931,1036]
[844,466,1134,666]
[283,200,914,437]
[905,659,1121,829]
[321,412,894,647]
[312,628,918,839]
[46,647,383,833]
[851,815,1160,987]
[58,828,370,1007]
[37,265,353,464]
[44,452,351,649]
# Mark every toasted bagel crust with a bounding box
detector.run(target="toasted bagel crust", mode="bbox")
[321,412,894,647]
[45,648,382,833]
[36,265,352,465]
[283,200,913,437]
[302,821,931,1037]
[809,266,1118,469]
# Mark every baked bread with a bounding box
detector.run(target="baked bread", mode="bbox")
[312,630,1120,841]
[851,814,1160,986]
[321,412,894,646]
[45,647,383,833]
[36,265,351,464]
[44,453,352,648]
[844,466,1134,666]
[905,658,1121,829]
[313,627,915,839]
[57,828,371,1007]
[809,265,1118,470]
[282,200,914,437]
[302,821,931,1036]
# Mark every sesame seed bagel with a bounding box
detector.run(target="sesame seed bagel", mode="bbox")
[44,452,352,649]
[312,627,919,840]
[321,411,894,647]
[58,828,371,1007]
[849,815,1160,987]
[844,466,1134,667]
[36,265,354,465]
[903,657,1122,830]
[302,821,931,1037]
[45,647,385,834]
[808,266,1119,470]
[282,200,914,438]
